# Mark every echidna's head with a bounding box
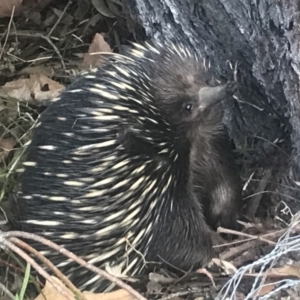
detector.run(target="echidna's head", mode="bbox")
[131,42,237,137]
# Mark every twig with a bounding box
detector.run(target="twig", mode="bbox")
[3,231,147,300]
[160,289,203,300]
[11,237,87,300]
[218,228,294,261]
[0,6,15,60]
[1,237,75,300]
[214,227,289,248]
[220,238,264,261]
[254,135,289,157]
[0,282,14,300]
[245,169,272,219]
[0,206,8,226]
[0,30,66,71]
[0,257,23,272]
[47,0,73,38]
[213,236,255,248]
[217,227,276,246]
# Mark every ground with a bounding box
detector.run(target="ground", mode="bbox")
[0,1,300,299]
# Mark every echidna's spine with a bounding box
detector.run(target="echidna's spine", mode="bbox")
[14,42,216,292]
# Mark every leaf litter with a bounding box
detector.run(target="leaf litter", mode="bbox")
[0,1,300,300]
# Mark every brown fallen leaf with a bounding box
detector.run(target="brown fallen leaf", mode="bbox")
[149,272,174,283]
[0,0,50,18]
[265,265,300,279]
[252,282,276,297]
[212,258,237,275]
[0,74,65,104]
[34,276,136,300]
[84,289,135,300]
[19,65,55,78]
[82,33,112,70]
[257,284,276,296]
[0,137,16,162]
[241,264,300,298]
[244,265,300,279]
[34,277,75,300]
[147,281,163,294]
[0,0,22,17]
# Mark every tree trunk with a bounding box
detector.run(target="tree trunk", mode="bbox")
[122,0,300,212]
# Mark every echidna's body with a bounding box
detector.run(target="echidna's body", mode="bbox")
[190,118,242,230]
[14,42,240,292]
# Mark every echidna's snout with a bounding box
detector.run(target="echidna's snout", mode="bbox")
[198,81,238,111]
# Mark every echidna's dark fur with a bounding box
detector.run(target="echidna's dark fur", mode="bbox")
[191,128,242,230]
[13,42,241,292]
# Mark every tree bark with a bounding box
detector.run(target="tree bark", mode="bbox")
[122,0,300,211]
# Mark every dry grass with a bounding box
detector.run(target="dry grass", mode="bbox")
[0,1,300,299]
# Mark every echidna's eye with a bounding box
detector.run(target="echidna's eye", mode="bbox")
[185,103,194,113]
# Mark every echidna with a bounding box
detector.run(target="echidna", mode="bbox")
[13,41,239,292]
[191,131,242,229]
[190,105,242,230]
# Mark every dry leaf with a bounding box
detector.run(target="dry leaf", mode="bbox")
[34,276,136,300]
[265,265,300,279]
[253,283,276,297]
[84,289,135,300]
[82,33,112,70]
[34,277,74,300]
[0,0,51,18]
[0,74,65,104]
[147,281,163,294]
[91,0,115,18]
[0,137,16,162]
[244,265,300,298]
[148,272,174,283]
[0,0,22,17]
[245,265,300,279]
[257,284,276,296]
[212,258,237,275]
[19,66,55,78]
